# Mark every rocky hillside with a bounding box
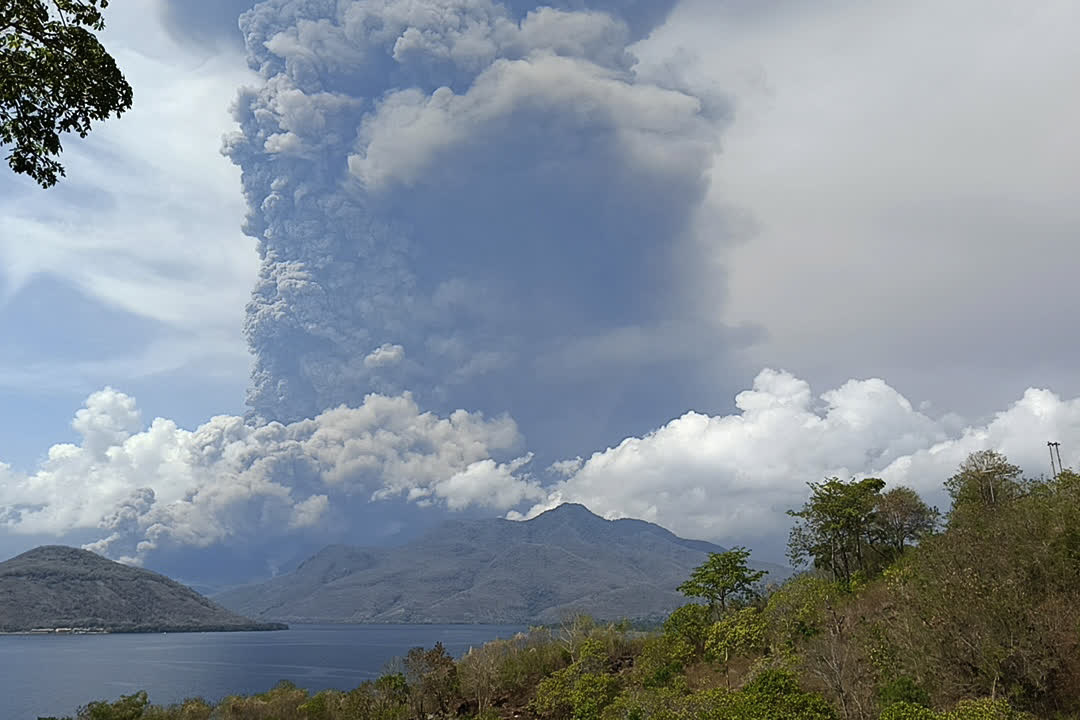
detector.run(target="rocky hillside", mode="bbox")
[0,546,285,632]
[214,503,789,624]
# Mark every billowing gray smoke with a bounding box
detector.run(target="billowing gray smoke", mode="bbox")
[224,0,725,453]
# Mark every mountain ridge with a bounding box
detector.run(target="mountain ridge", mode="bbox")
[0,545,285,633]
[214,504,790,624]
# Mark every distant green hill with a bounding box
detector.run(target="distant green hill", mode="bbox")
[0,546,285,633]
[214,503,790,624]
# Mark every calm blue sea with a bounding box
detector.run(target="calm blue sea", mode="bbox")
[0,624,525,720]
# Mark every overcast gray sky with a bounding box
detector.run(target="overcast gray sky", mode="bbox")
[0,0,1077,574]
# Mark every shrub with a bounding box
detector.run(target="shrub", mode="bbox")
[877,677,932,709]
[631,634,693,689]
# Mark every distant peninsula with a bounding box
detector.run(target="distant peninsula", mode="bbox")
[0,545,286,633]
[214,503,790,625]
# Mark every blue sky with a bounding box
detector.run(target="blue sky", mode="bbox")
[1,0,1079,579]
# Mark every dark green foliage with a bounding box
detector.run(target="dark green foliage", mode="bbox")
[0,0,133,187]
[733,669,839,719]
[78,691,150,720]
[877,677,932,709]
[787,477,889,585]
[880,467,1080,712]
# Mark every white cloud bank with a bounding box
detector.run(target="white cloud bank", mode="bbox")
[0,389,530,564]
[2,370,1078,564]
[511,369,1080,548]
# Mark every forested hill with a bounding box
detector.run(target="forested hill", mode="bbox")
[0,545,284,632]
[213,503,789,624]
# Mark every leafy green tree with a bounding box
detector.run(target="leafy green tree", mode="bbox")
[602,685,690,720]
[872,487,939,555]
[1,0,132,187]
[677,547,767,617]
[705,607,768,687]
[762,574,841,650]
[787,476,887,585]
[876,676,932,710]
[943,451,1023,525]
[631,633,693,689]
[533,638,619,720]
[880,464,1080,714]
[76,691,150,720]
[341,674,410,720]
[693,669,839,720]
[662,603,711,657]
[298,690,335,720]
[606,672,837,720]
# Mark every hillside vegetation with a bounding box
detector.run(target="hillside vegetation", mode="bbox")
[42,450,1080,720]
[0,546,283,633]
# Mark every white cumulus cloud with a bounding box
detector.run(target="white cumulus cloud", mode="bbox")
[514,370,1080,550]
[3,370,1078,565]
[364,343,406,369]
[0,389,525,563]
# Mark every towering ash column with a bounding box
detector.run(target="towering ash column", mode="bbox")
[224,0,720,446]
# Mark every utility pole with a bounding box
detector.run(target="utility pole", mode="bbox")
[1048,441,1062,479]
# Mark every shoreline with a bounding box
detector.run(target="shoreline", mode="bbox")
[0,622,288,635]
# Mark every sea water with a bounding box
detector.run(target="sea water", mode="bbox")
[0,624,525,720]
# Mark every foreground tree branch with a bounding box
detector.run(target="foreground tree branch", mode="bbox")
[0,0,132,187]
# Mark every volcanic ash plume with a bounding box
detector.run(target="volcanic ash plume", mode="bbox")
[223,0,721,435]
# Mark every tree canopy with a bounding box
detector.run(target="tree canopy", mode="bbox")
[787,476,886,585]
[1,0,132,187]
[787,477,939,585]
[873,486,939,555]
[943,449,1023,526]
[677,546,767,616]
